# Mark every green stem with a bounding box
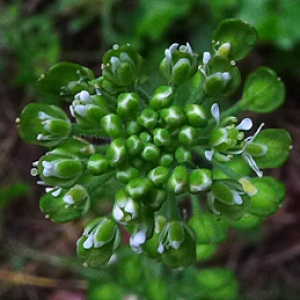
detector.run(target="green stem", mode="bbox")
[221,101,243,118]
[166,192,181,220]
[71,124,108,139]
[191,195,202,215]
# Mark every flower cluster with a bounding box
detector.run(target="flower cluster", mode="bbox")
[17,19,291,268]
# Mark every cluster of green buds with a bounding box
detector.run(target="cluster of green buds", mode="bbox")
[17,19,292,268]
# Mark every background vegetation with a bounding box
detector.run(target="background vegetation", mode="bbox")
[1,0,300,299]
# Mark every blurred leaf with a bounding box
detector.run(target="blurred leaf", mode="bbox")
[212,19,258,61]
[254,129,292,169]
[248,177,285,216]
[240,67,285,113]
[0,183,29,208]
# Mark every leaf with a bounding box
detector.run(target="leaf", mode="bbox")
[36,62,95,102]
[254,129,292,169]
[212,19,258,61]
[240,67,285,113]
[248,177,285,216]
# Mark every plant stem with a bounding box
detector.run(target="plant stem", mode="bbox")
[166,192,181,220]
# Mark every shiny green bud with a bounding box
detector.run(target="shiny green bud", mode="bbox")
[124,120,142,136]
[137,108,159,129]
[184,104,207,128]
[147,166,170,186]
[160,153,174,167]
[88,153,110,175]
[178,125,198,146]
[167,165,188,194]
[160,105,186,129]
[101,113,125,138]
[203,72,231,96]
[141,143,161,162]
[116,165,139,184]
[125,135,143,156]
[117,92,140,118]
[125,177,154,200]
[106,138,127,167]
[143,188,168,211]
[139,131,152,143]
[189,169,212,193]
[149,85,175,111]
[153,128,171,147]
[175,146,192,163]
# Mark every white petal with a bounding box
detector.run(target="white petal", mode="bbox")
[205,150,214,161]
[203,52,211,65]
[236,118,253,131]
[211,103,220,123]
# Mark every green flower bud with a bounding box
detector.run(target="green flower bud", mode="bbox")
[70,91,109,128]
[160,43,198,86]
[106,138,127,167]
[212,180,244,206]
[149,85,175,111]
[125,177,154,201]
[189,169,212,193]
[36,153,83,188]
[178,125,198,146]
[116,165,139,184]
[125,135,143,156]
[203,72,231,96]
[40,185,90,222]
[141,143,161,162]
[175,146,192,163]
[137,108,159,129]
[18,103,71,147]
[160,105,186,129]
[101,113,125,138]
[158,221,197,268]
[139,131,152,143]
[153,128,171,147]
[147,166,170,186]
[124,120,142,136]
[216,42,231,57]
[184,104,207,128]
[112,189,140,225]
[160,153,174,167]
[88,153,110,175]
[77,217,121,267]
[116,92,140,118]
[53,138,95,159]
[102,44,141,87]
[167,166,188,194]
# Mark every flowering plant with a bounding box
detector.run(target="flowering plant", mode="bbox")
[17,19,291,269]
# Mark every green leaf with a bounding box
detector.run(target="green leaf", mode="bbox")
[36,62,95,102]
[253,129,292,169]
[240,67,285,113]
[212,19,258,61]
[248,177,285,216]
[40,185,90,222]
